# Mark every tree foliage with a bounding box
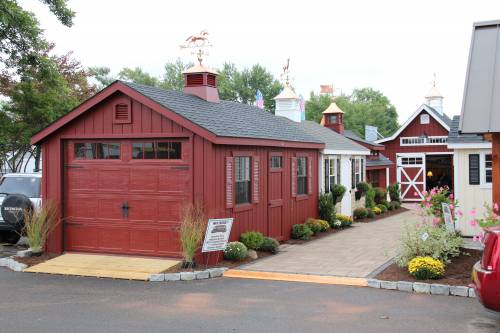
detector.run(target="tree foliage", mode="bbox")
[305,92,332,123]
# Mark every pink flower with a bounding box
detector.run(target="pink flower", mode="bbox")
[449,204,454,210]
[456,210,464,217]
[414,191,418,196]
[422,190,428,196]
[473,234,484,243]
[425,203,431,209]
[432,217,441,226]
[469,209,477,217]
[449,193,454,199]
[469,219,478,227]
[495,203,499,211]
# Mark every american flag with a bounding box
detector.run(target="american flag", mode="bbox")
[255,89,264,109]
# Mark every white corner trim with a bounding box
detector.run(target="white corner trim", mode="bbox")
[323,149,370,156]
[448,142,492,149]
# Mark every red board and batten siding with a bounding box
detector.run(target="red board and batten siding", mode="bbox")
[40,91,319,258]
[383,110,452,184]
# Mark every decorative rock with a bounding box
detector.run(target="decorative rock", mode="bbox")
[380,280,397,290]
[468,288,476,298]
[247,249,258,260]
[450,286,469,297]
[180,272,196,281]
[164,273,181,281]
[8,260,27,272]
[149,274,165,282]
[430,284,450,296]
[195,270,209,279]
[208,268,224,278]
[367,279,381,288]
[413,282,430,294]
[16,249,32,258]
[397,281,414,292]
[0,257,10,267]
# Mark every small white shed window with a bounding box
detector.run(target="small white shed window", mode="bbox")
[482,153,493,186]
[351,157,364,189]
[324,156,341,192]
[420,114,430,124]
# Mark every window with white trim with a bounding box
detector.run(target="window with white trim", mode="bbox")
[351,157,364,189]
[484,153,492,184]
[324,156,341,193]
[400,136,447,146]
[420,114,430,124]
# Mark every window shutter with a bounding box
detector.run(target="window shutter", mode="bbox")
[252,156,260,203]
[307,157,313,195]
[469,154,480,185]
[291,157,297,197]
[225,157,234,208]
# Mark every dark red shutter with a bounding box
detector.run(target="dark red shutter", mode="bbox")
[291,157,297,197]
[252,156,260,203]
[307,156,313,195]
[225,157,234,208]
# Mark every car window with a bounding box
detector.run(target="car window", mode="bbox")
[0,177,41,198]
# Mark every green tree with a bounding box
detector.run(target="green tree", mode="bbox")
[161,58,193,91]
[305,91,333,123]
[89,66,115,89]
[118,67,160,87]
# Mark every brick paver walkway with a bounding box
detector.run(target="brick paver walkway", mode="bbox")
[241,207,420,278]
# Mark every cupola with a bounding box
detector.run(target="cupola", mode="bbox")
[425,75,444,115]
[274,85,301,122]
[321,102,344,134]
[183,64,220,103]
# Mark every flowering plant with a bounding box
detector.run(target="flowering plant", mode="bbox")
[408,256,445,280]
[468,203,500,242]
[418,186,458,226]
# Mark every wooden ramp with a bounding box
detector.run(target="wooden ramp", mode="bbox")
[23,253,180,281]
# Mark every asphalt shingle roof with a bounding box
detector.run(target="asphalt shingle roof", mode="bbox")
[121,81,322,144]
[366,153,393,167]
[294,121,369,153]
[425,105,453,127]
[448,115,486,144]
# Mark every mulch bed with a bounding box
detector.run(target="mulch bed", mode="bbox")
[375,248,482,286]
[14,253,60,267]
[355,206,408,223]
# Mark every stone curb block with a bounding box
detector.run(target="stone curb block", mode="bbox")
[468,288,476,298]
[450,286,469,297]
[149,274,165,282]
[7,259,27,272]
[430,284,449,296]
[180,272,196,281]
[164,273,181,281]
[195,270,209,279]
[380,280,397,290]
[0,257,10,267]
[397,281,413,292]
[208,268,224,278]
[413,282,430,294]
[367,279,381,288]
[16,249,32,258]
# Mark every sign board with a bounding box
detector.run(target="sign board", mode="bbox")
[442,203,455,232]
[202,218,234,253]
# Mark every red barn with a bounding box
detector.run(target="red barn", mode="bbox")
[31,65,323,260]
[376,87,453,201]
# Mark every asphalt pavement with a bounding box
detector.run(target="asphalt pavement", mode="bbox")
[0,268,498,333]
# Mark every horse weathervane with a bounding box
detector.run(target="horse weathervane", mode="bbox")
[180,30,213,66]
[281,58,291,86]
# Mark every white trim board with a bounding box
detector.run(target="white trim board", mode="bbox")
[323,149,370,156]
[448,142,492,149]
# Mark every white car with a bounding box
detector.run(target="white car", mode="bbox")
[0,173,42,244]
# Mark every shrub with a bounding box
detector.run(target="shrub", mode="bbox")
[356,182,370,195]
[408,256,445,280]
[328,212,338,228]
[372,206,382,215]
[376,204,388,213]
[382,201,391,209]
[305,218,323,234]
[365,186,376,208]
[419,187,458,225]
[180,200,206,265]
[23,201,58,253]
[391,201,401,210]
[259,237,280,254]
[319,193,334,221]
[331,220,343,229]
[224,242,248,261]
[388,183,401,203]
[396,223,463,267]
[387,202,394,211]
[353,207,368,220]
[240,231,265,250]
[291,224,314,240]
[374,187,387,204]
[366,208,375,218]
[336,214,353,227]
[316,219,330,232]
[331,184,347,204]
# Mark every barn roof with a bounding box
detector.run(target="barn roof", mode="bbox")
[366,153,393,167]
[294,121,369,154]
[448,115,489,146]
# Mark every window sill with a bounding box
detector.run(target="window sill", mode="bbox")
[234,203,253,212]
[296,194,309,201]
[480,183,492,189]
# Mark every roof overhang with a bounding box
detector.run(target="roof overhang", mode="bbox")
[447,142,492,149]
[323,149,370,156]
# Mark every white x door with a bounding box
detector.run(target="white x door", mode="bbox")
[397,153,426,202]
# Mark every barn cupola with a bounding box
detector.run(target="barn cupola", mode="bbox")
[182,64,220,103]
[425,75,444,115]
[274,59,302,122]
[321,102,345,134]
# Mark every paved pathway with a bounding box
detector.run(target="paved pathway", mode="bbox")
[242,208,420,277]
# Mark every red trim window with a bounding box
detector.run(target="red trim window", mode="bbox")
[297,156,308,195]
[132,141,181,160]
[235,156,251,205]
[74,142,121,160]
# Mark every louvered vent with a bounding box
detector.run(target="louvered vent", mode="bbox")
[207,74,216,87]
[113,103,131,124]
[186,74,204,86]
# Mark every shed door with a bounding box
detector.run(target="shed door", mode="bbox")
[63,139,191,257]
[268,153,284,240]
[397,154,425,202]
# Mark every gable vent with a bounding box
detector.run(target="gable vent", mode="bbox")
[207,74,216,87]
[113,103,131,124]
[186,74,204,86]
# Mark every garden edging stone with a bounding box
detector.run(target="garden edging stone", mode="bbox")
[150,267,228,282]
[366,278,476,298]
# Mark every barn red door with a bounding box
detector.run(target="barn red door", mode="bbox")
[268,153,284,240]
[397,154,425,201]
[63,139,191,257]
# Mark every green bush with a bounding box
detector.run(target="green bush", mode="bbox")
[259,237,280,254]
[376,204,388,213]
[331,184,347,204]
[353,207,368,220]
[336,214,353,227]
[388,183,401,203]
[328,212,339,228]
[365,186,376,208]
[305,218,323,234]
[319,192,334,221]
[239,231,265,250]
[356,182,370,194]
[374,187,387,204]
[391,201,401,210]
[366,208,375,218]
[291,224,314,240]
[386,202,394,211]
[396,224,463,267]
[224,242,248,261]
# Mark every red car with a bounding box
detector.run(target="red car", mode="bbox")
[471,226,500,312]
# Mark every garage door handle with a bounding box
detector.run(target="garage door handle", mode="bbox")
[121,201,130,218]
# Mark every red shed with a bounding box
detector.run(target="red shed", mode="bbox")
[376,94,453,201]
[31,65,323,259]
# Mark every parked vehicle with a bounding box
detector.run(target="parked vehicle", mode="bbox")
[0,173,42,244]
[471,226,500,313]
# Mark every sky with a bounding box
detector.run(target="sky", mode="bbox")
[22,0,500,122]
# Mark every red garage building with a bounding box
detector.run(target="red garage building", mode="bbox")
[31,65,323,258]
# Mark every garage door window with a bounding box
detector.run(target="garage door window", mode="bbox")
[132,141,181,160]
[74,143,120,160]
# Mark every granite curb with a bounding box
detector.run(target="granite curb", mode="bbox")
[367,278,476,298]
[149,267,228,282]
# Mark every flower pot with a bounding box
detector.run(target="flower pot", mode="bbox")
[181,260,196,269]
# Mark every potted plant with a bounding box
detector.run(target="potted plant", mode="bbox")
[179,200,206,269]
[331,184,347,204]
[23,201,58,256]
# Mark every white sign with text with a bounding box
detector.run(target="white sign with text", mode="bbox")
[202,218,234,253]
[442,203,455,232]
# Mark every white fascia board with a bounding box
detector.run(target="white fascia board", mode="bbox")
[447,142,492,149]
[323,149,370,156]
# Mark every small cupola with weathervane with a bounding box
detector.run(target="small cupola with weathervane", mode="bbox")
[180,30,220,103]
[321,102,345,134]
